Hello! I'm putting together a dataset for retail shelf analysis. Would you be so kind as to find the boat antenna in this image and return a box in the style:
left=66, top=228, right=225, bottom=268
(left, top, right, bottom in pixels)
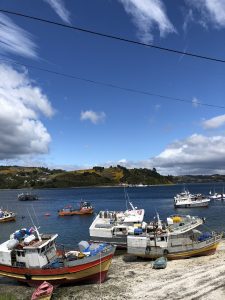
left=123, top=187, right=128, bottom=210
left=155, top=210, right=162, bottom=229
left=26, top=209, right=42, bottom=241
left=27, top=208, right=36, bottom=228
left=123, top=187, right=135, bottom=210
left=31, top=204, right=40, bottom=227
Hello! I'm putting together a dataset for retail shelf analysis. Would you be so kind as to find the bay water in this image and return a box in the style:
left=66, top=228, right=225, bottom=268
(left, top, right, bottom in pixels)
left=0, top=183, right=225, bottom=250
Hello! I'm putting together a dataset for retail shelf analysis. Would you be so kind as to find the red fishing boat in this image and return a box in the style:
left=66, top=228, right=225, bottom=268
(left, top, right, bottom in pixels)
left=31, top=281, right=53, bottom=300
left=0, top=226, right=115, bottom=287
left=58, top=201, right=93, bottom=216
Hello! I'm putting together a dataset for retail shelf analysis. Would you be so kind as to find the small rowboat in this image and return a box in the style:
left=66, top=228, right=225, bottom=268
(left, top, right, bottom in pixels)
left=31, top=281, right=53, bottom=300
left=152, top=256, right=167, bottom=269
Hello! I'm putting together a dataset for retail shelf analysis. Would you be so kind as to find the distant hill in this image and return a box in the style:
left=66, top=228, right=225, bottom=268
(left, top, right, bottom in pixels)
left=0, top=165, right=223, bottom=189
left=0, top=165, right=172, bottom=189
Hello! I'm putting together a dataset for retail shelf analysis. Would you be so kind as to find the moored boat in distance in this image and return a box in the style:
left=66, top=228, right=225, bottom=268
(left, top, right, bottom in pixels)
left=127, top=214, right=222, bottom=260
left=58, top=201, right=93, bottom=216
left=89, top=201, right=145, bottom=249
left=174, top=189, right=210, bottom=208
left=0, top=209, right=16, bottom=223
left=18, top=192, right=38, bottom=201
left=209, top=188, right=225, bottom=200
left=0, top=226, right=115, bottom=286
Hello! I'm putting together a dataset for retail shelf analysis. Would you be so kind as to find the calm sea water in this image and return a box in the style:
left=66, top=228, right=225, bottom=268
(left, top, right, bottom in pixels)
left=0, top=183, right=225, bottom=249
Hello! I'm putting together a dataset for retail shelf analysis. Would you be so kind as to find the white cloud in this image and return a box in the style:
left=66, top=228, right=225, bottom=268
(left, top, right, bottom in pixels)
left=150, top=134, right=225, bottom=175
left=106, top=134, right=225, bottom=175
left=0, top=63, right=54, bottom=160
left=0, top=13, right=37, bottom=58
left=202, top=114, right=225, bottom=129
left=119, top=0, right=176, bottom=43
left=44, top=0, right=71, bottom=24
left=80, top=110, right=106, bottom=124
left=186, top=0, right=225, bottom=28
left=192, top=97, right=200, bottom=108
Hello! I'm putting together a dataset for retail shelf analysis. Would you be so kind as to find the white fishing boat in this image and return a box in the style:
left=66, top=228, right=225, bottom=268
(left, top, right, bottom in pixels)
left=174, top=189, right=210, bottom=208
left=89, top=201, right=145, bottom=249
left=209, top=187, right=225, bottom=200
left=127, top=214, right=222, bottom=260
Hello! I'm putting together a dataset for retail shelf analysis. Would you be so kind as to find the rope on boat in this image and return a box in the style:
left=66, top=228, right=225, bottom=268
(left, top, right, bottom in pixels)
left=99, top=250, right=102, bottom=300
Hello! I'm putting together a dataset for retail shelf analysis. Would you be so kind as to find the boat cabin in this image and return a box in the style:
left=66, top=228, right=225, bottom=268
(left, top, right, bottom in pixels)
left=0, top=228, right=58, bottom=268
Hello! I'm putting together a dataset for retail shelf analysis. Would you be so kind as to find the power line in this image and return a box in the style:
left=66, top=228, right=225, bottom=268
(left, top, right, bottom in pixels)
left=0, top=8, right=225, bottom=64
left=0, top=56, right=224, bottom=109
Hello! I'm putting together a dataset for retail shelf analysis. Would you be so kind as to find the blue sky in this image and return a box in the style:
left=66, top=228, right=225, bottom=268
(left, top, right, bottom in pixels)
left=0, top=0, right=225, bottom=175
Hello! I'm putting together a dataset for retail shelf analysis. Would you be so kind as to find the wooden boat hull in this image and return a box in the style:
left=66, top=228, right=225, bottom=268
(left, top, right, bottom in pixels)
left=0, top=251, right=114, bottom=287
left=0, top=216, right=16, bottom=223
left=58, top=209, right=93, bottom=216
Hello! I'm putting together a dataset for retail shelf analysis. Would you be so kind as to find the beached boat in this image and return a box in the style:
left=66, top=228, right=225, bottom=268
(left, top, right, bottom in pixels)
left=127, top=214, right=222, bottom=260
left=174, top=189, right=210, bottom=208
left=152, top=256, right=167, bottom=269
left=31, top=281, right=53, bottom=300
left=0, top=226, right=115, bottom=286
left=0, top=209, right=16, bottom=223
left=18, top=192, right=38, bottom=201
left=58, top=201, right=93, bottom=216
left=89, top=201, right=145, bottom=249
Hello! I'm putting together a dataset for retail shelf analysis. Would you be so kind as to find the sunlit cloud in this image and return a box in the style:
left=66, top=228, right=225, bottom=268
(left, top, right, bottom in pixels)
left=202, top=114, right=225, bottom=129
left=0, top=63, right=54, bottom=160
left=186, top=0, right=225, bottom=28
left=80, top=110, right=106, bottom=124
left=106, top=134, right=225, bottom=175
left=43, top=0, right=71, bottom=24
left=119, top=0, right=176, bottom=43
left=0, top=13, right=37, bottom=58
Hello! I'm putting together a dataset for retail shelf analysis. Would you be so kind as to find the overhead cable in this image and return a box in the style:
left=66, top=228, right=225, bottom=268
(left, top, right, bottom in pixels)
left=0, top=8, right=225, bottom=64
left=0, top=57, right=224, bottom=109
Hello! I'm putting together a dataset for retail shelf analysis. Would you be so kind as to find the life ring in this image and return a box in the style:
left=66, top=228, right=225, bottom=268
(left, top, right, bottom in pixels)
left=137, top=210, right=142, bottom=215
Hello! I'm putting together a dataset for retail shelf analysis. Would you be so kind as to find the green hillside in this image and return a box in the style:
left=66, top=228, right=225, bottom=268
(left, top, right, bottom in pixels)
left=0, top=165, right=172, bottom=189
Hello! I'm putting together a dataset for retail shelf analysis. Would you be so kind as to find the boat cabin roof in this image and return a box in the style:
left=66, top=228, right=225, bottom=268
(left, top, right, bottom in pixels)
left=23, top=233, right=58, bottom=250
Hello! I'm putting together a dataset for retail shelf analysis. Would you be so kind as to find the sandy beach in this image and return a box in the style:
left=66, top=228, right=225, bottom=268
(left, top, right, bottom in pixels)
left=1, top=241, right=225, bottom=300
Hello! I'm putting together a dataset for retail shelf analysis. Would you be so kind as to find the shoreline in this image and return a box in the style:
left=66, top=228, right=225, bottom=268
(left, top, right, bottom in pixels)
left=1, top=241, right=225, bottom=299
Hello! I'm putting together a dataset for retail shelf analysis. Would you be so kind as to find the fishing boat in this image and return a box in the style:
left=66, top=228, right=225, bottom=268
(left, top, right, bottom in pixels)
left=152, top=256, right=167, bottom=269
left=89, top=201, right=145, bottom=249
left=174, top=189, right=210, bottom=208
left=58, top=201, right=93, bottom=216
left=0, top=209, right=16, bottom=223
left=127, top=214, right=222, bottom=260
left=18, top=192, right=38, bottom=201
left=0, top=226, right=115, bottom=286
left=209, top=187, right=225, bottom=200
left=31, top=281, right=53, bottom=300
